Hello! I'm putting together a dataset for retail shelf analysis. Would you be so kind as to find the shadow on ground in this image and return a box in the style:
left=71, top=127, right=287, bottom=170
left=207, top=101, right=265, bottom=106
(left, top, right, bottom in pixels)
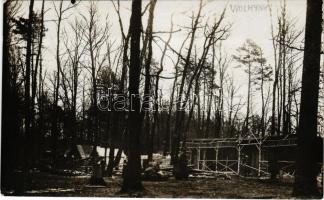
left=2, top=172, right=295, bottom=198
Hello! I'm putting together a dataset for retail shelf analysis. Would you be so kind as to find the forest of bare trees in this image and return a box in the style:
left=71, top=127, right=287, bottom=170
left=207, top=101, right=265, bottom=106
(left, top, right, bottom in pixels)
left=1, top=0, right=323, bottom=198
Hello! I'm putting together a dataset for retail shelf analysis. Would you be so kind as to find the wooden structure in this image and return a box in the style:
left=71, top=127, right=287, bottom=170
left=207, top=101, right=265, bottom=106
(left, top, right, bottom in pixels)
left=186, top=134, right=298, bottom=177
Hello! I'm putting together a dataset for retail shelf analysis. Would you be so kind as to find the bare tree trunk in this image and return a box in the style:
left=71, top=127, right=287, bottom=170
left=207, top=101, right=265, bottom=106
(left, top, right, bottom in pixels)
left=205, top=42, right=217, bottom=138
left=24, top=0, right=35, bottom=170
left=38, top=53, right=44, bottom=161
left=110, top=0, right=131, bottom=171
left=281, top=12, right=288, bottom=136
left=151, top=16, right=173, bottom=158
left=258, top=52, right=266, bottom=137
left=121, top=0, right=144, bottom=191
left=89, top=21, right=98, bottom=150
left=260, top=68, right=265, bottom=137
left=51, top=0, right=63, bottom=167
left=106, top=147, right=115, bottom=177
left=293, top=0, right=322, bottom=196
left=142, top=0, right=157, bottom=162
left=32, top=0, right=45, bottom=162
left=245, top=63, right=252, bottom=134
left=173, top=6, right=227, bottom=162
left=171, top=0, right=203, bottom=163
left=268, top=2, right=279, bottom=136
left=165, top=33, right=188, bottom=156
left=3, top=0, right=25, bottom=192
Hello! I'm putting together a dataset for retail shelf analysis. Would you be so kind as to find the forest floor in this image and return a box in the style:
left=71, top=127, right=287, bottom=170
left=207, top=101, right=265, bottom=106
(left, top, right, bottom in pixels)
left=2, top=172, right=300, bottom=198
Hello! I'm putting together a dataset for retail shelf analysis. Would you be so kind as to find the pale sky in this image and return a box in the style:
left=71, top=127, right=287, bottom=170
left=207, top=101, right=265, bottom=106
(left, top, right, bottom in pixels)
left=17, top=0, right=308, bottom=115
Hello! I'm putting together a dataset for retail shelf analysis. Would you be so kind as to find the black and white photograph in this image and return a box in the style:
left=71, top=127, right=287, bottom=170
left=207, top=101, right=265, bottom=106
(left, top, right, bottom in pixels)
left=1, top=0, right=323, bottom=198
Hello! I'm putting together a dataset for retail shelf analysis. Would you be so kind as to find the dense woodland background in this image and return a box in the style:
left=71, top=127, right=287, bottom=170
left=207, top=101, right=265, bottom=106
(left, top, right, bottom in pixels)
left=1, top=0, right=323, bottom=197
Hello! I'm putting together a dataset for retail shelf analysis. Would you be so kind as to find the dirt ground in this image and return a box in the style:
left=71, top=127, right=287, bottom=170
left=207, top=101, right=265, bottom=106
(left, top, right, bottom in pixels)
left=2, top=172, right=305, bottom=198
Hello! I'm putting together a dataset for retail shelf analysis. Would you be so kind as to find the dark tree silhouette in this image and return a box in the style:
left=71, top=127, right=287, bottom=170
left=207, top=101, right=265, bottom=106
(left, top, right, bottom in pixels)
left=24, top=0, right=35, bottom=170
left=121, top=0, right=144, bottom=192
left=293, top=0, right=323, bottom=197
left=2, top=0, right=23, bottom=192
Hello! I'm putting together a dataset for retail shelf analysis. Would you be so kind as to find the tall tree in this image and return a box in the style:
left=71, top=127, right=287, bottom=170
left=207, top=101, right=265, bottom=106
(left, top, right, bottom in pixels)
left=293, top=0, right=323, bottom=197
left=253, top=52, right=272, bottom=137
left=52, top=0, right=63, bottom=166
left=2, top=0, right=23, bottom=192
left=171, top=0, right=203, bottom=164
left=233, top=39, right=263, bottom=135
left=61, top=19, right=87, bottom=148
left=109, top=0, right=131, bottom=173
left=24, top=0, right=35, bottom=170
left=32, top=0, right=45, bottom=162
left=141, top=0, right=157, bottom=162
left=51, top=0, right=76, bottom=166
left=215, top=44, right=230, bottom=138
left=121, top=0, right=144, bottom=191
left=81, top=1, right=110, bottom=150
left=172, top=5, right=228, bottom=163
left=154, top=20, right=173, bottom=156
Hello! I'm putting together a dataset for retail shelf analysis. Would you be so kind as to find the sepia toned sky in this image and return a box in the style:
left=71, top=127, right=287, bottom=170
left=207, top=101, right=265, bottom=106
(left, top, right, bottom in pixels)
left=17, top=0, right=308, bottom=113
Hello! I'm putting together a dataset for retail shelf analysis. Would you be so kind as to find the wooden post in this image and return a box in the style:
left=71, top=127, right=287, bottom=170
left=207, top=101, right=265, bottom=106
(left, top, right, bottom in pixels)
left=202, top=149, right=206, bottom=170
left=258, top=145, right=261, bottom=176
left=104, top=147, right=107, bottom=165
left=237, top=145, right=241, bottom=175
left=197, top=148, right=200, bottom=170
left=215, top=147, right=219, bottom=172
